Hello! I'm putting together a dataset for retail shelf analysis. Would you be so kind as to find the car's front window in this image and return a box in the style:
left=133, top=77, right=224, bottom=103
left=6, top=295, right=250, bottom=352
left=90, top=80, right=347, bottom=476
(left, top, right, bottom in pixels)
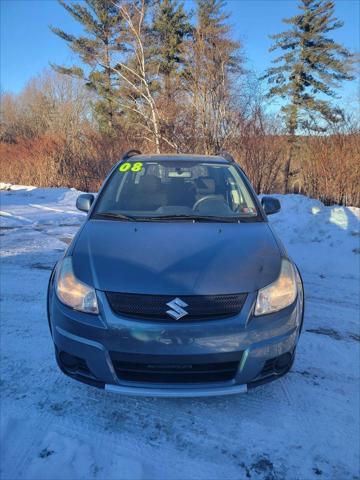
left=93, top=160, right=260, bottom=221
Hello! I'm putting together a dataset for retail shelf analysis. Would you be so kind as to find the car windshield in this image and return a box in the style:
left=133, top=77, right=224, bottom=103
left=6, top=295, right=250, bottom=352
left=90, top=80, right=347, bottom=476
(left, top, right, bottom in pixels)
left=93, top=160, right=260, bottom=221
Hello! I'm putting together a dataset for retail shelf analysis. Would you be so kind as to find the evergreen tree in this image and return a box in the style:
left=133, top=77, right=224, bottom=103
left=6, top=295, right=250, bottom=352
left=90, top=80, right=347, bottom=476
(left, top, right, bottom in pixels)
left=263, top=0, right=354, bottom=191
left=197, top=0, right=227, bottom=37
left=183, top=0, right=244, bottom=153
left=152, top=0, right=191, bottom=97
left=51, top=0, right=123, bottom=133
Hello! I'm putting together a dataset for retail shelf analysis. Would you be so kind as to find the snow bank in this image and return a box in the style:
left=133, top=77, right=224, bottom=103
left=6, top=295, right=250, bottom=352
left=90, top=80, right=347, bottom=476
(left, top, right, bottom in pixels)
left=265, top=194, right=360, bottom=277
left=0, top=182, right=37, bottom=191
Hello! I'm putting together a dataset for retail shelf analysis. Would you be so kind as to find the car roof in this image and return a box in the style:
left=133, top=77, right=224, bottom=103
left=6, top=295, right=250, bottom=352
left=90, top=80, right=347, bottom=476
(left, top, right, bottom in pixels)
left=123, top=154, right=231, bottom=164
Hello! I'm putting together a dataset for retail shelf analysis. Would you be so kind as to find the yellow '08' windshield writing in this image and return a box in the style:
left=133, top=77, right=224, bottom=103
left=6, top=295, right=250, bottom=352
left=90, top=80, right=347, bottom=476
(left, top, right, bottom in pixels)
left=119, top=162, right=143, bottom=173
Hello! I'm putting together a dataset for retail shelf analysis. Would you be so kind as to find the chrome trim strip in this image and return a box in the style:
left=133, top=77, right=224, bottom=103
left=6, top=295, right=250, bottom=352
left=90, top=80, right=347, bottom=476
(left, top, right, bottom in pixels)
left=105, top=383, right=247, bottom=398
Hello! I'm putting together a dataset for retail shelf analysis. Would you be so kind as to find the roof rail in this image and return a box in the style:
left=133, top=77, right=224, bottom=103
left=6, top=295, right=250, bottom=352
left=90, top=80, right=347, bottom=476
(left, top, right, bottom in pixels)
left=121, top=149, right=142, bottom=161
left=219, top=151, right=235, bottom=163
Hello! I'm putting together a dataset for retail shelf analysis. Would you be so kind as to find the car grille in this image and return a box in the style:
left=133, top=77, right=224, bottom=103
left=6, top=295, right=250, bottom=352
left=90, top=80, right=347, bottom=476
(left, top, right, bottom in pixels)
left=110, top=354, right=242, bottom=384
left=105, top=292, right=247, bottom=321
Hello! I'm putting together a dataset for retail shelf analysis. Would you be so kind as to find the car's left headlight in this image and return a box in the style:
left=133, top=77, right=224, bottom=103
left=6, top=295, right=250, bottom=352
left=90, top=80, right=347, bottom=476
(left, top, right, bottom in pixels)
left=55, top=256, right=99, bottom=314
left=254, top=258, right=297, bottom=316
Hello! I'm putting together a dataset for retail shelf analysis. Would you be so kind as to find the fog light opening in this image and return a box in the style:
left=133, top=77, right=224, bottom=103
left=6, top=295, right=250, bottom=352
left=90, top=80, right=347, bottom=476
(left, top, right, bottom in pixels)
left=274, top=352, right=292, bottom=374
left=59, top=351, right=91, bottom=375
left=59, top=351, right=79, bottom=369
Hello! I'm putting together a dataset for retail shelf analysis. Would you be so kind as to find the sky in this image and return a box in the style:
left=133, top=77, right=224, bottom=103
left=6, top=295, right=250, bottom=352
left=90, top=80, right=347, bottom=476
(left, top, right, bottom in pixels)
left=1, top=0, right=359, bottom=103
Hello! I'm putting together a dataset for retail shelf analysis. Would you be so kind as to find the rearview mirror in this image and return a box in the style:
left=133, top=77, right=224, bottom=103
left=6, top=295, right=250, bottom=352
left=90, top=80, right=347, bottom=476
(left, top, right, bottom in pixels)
left=261, top=196, right=281, bottom=216
left=76, top=193, right=95, bottom=213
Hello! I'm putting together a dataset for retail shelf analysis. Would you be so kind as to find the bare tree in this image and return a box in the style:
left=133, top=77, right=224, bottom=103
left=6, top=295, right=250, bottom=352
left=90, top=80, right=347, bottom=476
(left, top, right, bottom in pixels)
left=234, top=106, right=286, bottom=193
left=107, top=0, right=177, bottom=152
left=182, top=0, right=245, bottom=154
left=0, top=71, right=93, bottom=143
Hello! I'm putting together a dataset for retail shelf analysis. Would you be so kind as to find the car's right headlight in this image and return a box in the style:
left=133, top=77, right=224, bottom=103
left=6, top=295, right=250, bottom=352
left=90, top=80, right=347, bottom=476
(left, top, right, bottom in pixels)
left=254, top=259, right=297, bottom=316
left=55, top=256, right=99, bottom=314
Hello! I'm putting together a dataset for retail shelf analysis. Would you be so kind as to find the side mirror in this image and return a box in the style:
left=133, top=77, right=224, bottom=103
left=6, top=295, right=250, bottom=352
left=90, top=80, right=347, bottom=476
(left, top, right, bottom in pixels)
left=261, top=196, right=281, bottom=216
left=76, top=193, right=94, bottom=213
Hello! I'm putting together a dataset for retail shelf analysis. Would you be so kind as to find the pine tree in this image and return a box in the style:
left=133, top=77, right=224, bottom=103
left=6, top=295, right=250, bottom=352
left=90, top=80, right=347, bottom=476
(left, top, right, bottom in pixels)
left=51, top=0, right=123, bottom=134
left=197, top=0, right=227, bottom=35
left=183, top=0, right=243, bottom=153
left=152, top=0, right=191, bottom=97
left=263, top=0, right=354, bottom=191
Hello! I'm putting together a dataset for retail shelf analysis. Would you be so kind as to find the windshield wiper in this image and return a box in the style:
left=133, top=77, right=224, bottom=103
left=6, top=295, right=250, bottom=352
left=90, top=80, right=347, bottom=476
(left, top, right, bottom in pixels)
left=138, top=214, right=242, bottom=223
left=93, top=212, right=138, bottom=221
left=94, top=212, right=261, bottom=223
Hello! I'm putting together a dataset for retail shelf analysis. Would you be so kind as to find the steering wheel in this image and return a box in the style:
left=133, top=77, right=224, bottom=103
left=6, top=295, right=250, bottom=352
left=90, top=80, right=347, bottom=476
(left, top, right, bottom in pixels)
left=193, top=195, right=223, bottom=211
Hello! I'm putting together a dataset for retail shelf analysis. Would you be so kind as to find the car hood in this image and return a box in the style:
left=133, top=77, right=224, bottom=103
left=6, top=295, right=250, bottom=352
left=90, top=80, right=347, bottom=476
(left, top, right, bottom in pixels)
left=71, top=220, right=282, bottom=295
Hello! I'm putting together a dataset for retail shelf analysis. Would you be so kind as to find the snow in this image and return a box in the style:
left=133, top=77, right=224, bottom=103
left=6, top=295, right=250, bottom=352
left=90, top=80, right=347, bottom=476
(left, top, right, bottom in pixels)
left=0, top=186, right=359, bottom=480
left=0, top=183, right=37, bottom=192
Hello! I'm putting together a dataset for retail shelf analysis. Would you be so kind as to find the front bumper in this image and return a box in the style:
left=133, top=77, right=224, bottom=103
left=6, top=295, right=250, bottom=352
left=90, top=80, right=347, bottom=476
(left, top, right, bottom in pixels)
left=49, top=286, right=303, bottom=397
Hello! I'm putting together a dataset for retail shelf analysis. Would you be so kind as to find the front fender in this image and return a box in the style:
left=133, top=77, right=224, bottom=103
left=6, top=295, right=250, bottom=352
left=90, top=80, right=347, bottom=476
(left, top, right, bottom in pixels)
left=47, top=263, right=58, bottom=337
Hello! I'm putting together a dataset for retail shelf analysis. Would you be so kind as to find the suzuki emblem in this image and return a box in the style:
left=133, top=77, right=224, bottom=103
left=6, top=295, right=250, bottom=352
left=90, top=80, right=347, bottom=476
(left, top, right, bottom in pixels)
left=166, top=298, right=189, bottom=320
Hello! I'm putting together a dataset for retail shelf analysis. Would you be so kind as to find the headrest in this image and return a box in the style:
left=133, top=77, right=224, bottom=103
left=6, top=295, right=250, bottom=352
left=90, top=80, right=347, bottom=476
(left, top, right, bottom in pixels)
left=139, top=175, right=161, bottom=194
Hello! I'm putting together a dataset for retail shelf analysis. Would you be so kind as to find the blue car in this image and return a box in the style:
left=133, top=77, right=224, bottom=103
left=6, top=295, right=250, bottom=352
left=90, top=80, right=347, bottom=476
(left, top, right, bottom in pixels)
left=47, top=151, right=304, bottom=397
